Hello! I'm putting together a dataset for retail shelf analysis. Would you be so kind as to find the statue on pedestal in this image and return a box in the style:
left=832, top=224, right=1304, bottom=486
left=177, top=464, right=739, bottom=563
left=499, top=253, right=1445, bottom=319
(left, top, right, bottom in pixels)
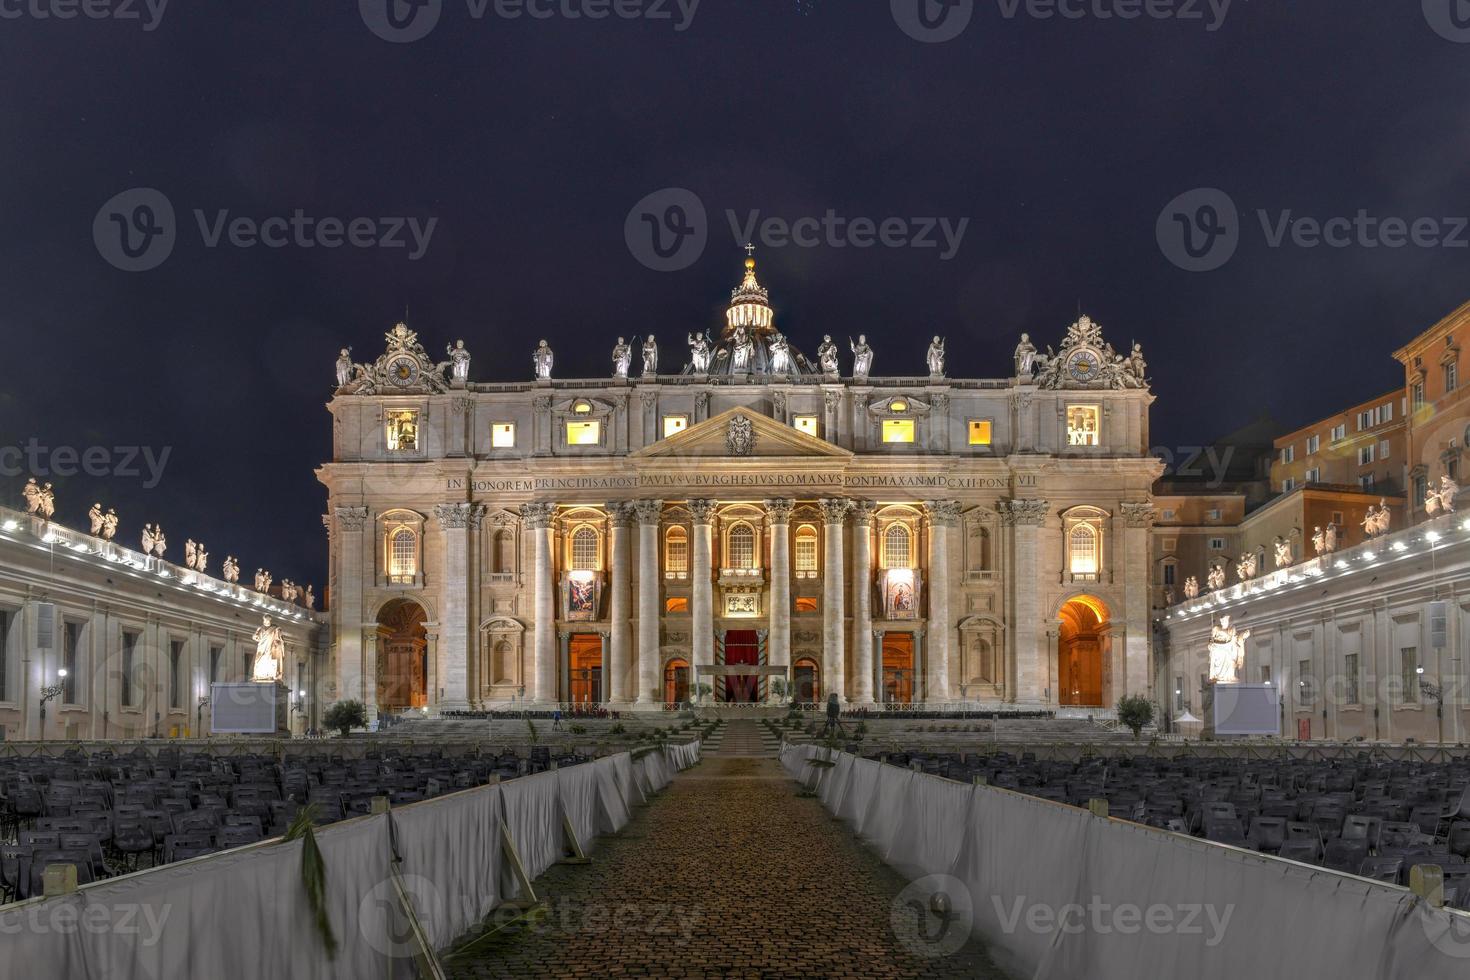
left=730, top=327, right=755, bottom=374
left=222, top=556, right=240, bottom=584
left=1183, top=576, right=1200, bottom=600
left=533, top=340, right=554, bottom=381
left=687, top=332, right=712, bottom=374
left=1207, top=616, right=1250, bottom=684
left=185, top=539, right=197, bottom=569
left=101, top=508, right=118, bottom=541
left=281, top=580, right=298, bottom=603
left=1236, top=552, right=1258, bottom=582
left=1014, top=333, right=1037, bottom=378
left=22, top=479, right=41, bottom=516
left=1426, top=475, right=1460, bottom=515
left=612, top=337, right=633, bottom=379
left=926, top=336, right=946, bottom=377
left=251, top=616, right=285, bottom=683
left=88, top=503, right=105, bottom=535
left=36, top=483, right=54, bottom=520
left=335, top=348, right=354, bottom=388
left=816, top=335, right=839, bottom=377
left=1206, top=563, right=1226, bottom=591
left=304, top=585, right=315, bottom=610
left=768, top=332, right=795, bottom=376
left=445, top=340, right=471, bottom=384
left=195, top=545, right=208, bottom=575
left=642, top=335, right=659, bottom=376
left=1362, top=499, right=1391, bottom=538
left=849, top=335, right=874, bottom=381
left=1273, top=536, right=1293, bottom=569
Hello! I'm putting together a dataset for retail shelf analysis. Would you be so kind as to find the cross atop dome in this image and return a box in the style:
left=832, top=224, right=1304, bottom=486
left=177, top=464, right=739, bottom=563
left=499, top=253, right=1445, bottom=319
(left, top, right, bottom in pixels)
left=726, top=246, right=774, bottom=338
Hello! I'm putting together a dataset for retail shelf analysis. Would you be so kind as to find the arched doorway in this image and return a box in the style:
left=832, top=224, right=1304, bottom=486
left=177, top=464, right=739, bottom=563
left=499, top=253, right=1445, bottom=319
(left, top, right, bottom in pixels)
left=1058, top=596, right=1108, bottom=707
left=664, top=657, right=690, bottom=706
left=377, top=598, right=428, bottom=713
left=793, top=658, right=820, bottom=703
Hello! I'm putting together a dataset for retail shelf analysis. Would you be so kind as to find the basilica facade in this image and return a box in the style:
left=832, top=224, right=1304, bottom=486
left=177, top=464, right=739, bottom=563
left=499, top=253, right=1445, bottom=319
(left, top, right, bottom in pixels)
left=318, top=257, right=1161, bottom=716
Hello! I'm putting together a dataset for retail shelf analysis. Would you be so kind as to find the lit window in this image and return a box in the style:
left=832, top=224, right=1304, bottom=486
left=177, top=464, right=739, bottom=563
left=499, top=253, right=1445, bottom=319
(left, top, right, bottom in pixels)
left=573, top=401, right=592, bottom=414
left=1331, top=424, right=1346, bottom=442
left=570, top=526, right=599, bottom=570
left=793, top=416, right=820, bottom=438
left=491, top=423, right=516, bottom=448
left=882, top=419, right=915, bottom=444
left=968, top=420, right=993, bottom=446
left=795, top=596, right=819, bottom=613
left=1069, top=524, right=1099, bottom=576
left=665, top=597, right=688, bottom=613
left=881, top=523, right=912, bottom=569
left=1447, top=362, right=1459, bottom=393
left=1306, top=435, right=1319, bottom=455
left=889, top=399, right=909, bottom=412
left=389, top=527, right=418, bottom=582
left=385, top=411, right=419, bottom=452
left=663, top=415, right=689, bottom=438
left=727, top=523, right=756, bottom=569
left=1066, top=406, right=1100, bottom=447
left=1412, top=383, right=1426, bottom=411
left=794, top=525, right=818, bottom=573
left=566, top=420, right=601, bottom=446
left=665, top=526, right=688, bottom=574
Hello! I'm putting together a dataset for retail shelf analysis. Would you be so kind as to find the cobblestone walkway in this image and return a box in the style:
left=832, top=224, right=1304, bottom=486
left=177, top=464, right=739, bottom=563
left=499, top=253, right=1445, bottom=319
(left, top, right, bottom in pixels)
left=445, top=756, right=1006, bottom=979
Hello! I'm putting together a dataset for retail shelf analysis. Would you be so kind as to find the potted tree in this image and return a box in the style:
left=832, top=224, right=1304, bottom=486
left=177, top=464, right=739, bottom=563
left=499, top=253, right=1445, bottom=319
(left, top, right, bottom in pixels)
left=1116, top=694, right=1155, bottom=739
left=322, top=700, right=367, bottom=738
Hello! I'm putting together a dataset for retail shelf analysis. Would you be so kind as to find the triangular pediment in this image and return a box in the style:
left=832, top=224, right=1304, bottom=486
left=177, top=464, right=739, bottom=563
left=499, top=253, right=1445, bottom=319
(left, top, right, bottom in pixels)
left=632, top=407, right=852, bottom=459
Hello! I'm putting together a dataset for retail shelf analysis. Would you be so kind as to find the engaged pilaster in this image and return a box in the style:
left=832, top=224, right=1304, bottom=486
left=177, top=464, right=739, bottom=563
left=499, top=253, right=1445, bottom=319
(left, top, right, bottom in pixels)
left=521, top=502, right=558, bottom=705
left=607, top=502, right=635, bottom=705
left=850, top=500, right=877, bottom=705
left=634, top=499, right=664, bottom=705
left=819, top=498, right=851, bottom=701
left=1001, top=498, right=1049, bottom=705
left=689, top=499, right=718, bottom=702
left=923, top=500, right=960, bottom=705
left=764, top=499, right=794, bottom=686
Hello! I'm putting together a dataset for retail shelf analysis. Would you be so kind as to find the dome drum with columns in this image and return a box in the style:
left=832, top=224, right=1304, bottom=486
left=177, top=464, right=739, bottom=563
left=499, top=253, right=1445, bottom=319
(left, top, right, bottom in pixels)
left=319, top=254, right=1161, bottom=719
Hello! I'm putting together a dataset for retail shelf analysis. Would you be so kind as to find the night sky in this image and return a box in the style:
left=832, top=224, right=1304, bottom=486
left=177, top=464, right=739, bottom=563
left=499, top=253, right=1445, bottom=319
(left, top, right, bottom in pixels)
left=2, top=0, right=1467, bottom=590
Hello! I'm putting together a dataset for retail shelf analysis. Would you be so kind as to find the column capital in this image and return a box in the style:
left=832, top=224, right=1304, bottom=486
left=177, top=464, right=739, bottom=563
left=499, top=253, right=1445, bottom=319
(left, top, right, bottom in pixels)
left=763, top=498, right=795, bottom=524
left=819, top=498, right=852, bottom=525
left=1120, top=501, right=1155, bottom=528
left=520, top=502, right=557, bottom=529
left=923, top=500, right=961, bottom=527
left=634, top=499, right=665, bottom=526
left=850, top=499, right=878, bottom=525
left=607, top=501, right=636, bottom=528
left=689, top=499, right=718, bottom=524
left=998, top=498, right=1049, bottom=527
left=335, top=506, right=369, bottom=531
left=434, top=502, right=488, bottom=531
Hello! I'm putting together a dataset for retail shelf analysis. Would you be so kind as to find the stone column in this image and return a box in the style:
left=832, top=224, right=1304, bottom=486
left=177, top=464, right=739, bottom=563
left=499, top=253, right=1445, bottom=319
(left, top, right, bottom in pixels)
left=634, top=500, right=664, bottom=705
left=689, top=499, right=717, bottom=702
left=923, top=501, right=960, bottom=705
left=850, top=501, right=877, bottom=705
left=522, top=502, right=558, bottom=705
left=558, top=632, right=572, bottom=704
left=433, top=502, right=481, bottom=712
left=333, top=506, right=370, bottom=715
left=820, top=498, right=851, bottom=701
left=1120, top=502, right=1154, bottom=700
left=1002, top=498, right=1049, bottom=705
left=873, top=628, right=886, bottom=704
left=765, top=499, right=794, bottom=687
left=607, top=502, right=634, bottom=705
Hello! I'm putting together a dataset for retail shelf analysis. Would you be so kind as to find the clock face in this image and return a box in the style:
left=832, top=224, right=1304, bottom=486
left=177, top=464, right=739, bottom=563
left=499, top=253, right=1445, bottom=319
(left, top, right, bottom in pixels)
left=1067, top=348, right=1102, bottom=383
left=388, top=355, right=420, bottom=387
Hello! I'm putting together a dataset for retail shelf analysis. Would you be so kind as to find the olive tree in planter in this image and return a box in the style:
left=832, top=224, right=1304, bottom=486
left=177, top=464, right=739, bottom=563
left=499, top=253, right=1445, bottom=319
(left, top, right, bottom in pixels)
left=1116, top=694, right=1156, bottom=739
left=323, top=700, right=367, bottom=738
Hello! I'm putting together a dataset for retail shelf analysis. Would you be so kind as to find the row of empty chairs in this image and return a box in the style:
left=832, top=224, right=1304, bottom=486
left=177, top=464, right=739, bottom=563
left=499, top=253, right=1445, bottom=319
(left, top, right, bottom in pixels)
left=0, top=743, right=590, bottom=904
left=868, top=748, right=1470, bottom=908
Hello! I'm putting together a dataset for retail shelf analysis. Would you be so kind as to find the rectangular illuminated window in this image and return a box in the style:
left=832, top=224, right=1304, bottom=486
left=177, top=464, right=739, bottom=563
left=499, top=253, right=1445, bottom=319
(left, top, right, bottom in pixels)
left=968, top=419, right=993, bottom=446
left=491, top=423, right=516, bottom=448
left=794, top=596, right=819, bottom=614
left=566, top=420, right=601, bottom=446
left=882, top=419, right=915, bottom=444
left=1066, top=406, right=1100, bottom=447
left=663, top=415, right=689, bottom=438
left=793, top=416, right=820, bottom=437
left=385, top=411, right=419, bottom=452
left=665, top=597, right=688, bottom=614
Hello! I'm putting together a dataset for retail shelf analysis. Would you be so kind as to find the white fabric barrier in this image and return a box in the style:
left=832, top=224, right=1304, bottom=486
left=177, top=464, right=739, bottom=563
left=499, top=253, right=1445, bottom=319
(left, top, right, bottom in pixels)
left=791, top=751, right=1470, bottom=980
left=1, top=749, right=699, bottom=979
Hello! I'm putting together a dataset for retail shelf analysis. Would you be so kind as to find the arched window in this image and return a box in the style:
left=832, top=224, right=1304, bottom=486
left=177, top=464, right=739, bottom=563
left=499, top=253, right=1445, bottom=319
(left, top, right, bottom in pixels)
left=882, top=523, right=912, bottom=569
left=1068, top=524, right=1099, bottom=576
left=389, top=527, right=418, bottom=581
left=794, top=525, right=819, bottom=574
left=665, top=526, right=688, bottom=574
left=728, top=523, right=756, bottom=570
left=570, top=526, right=600, bottom=571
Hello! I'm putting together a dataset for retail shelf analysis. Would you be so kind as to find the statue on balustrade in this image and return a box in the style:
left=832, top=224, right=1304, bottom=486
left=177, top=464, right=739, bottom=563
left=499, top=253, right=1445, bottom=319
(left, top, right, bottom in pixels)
left=533, top=340, right=554, bottom=380
left=768, top=332, right=795, bottom=376
left=850, top=335, right=874, bottom=381
left=1014, top=333, right=1037, bottom=378
left=612, top=337, right=633, bottom=379
left=642, top=335, right=659, bottom=376
left=816, top=335, right=839, bottom=377
left=687, top=332, right=712, bottom=374
left=926, top=336, right=946, bottom=377
left=88, top=503, right=105, bottom=535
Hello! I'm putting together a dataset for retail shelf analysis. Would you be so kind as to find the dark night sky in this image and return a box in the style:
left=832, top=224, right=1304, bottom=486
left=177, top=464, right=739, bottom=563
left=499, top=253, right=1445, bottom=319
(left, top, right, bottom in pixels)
left=1, top=0, right=1467, bottom=590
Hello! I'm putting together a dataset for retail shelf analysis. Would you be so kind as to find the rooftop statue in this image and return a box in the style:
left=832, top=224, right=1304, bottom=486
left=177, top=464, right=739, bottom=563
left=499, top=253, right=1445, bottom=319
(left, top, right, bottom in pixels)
left=926, top=336, right=946, bottom=377
left=850, top=334, right=874, bottom=381
left=768, top=332, right=796, bottom=376
left=730, top=326, right=755, bottom=374
left=88, top=503, right=104, bottom=535
left=612, top=337, right=633, bottom=379
left=1014, top=333, right=1037, bottom=379
left=687, top=332, right=712, bottom=375
left=101, top=508, right=118, bottom=541
left=642, top=335, right=658, bottom=376
left=445, top=340, right=471, bottom=384
left=816, top=335, right=839, bottom=378
left=533, top=339, right=554, bottom=381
